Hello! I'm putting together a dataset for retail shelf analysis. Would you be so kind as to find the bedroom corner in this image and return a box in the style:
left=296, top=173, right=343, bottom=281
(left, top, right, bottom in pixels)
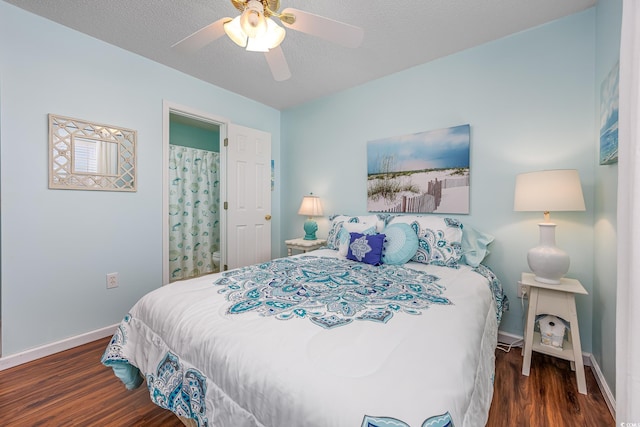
left=0, top=1, right=281, bottom=360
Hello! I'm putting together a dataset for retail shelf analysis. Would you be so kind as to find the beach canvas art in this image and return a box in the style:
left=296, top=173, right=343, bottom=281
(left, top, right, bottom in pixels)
left=367, top=124, right=470, bottom=214
left=600, top=62, right=619, bottom=165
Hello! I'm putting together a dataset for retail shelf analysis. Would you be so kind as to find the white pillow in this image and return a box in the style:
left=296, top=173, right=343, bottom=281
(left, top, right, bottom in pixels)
left=331, top=214, right=384, bottom=232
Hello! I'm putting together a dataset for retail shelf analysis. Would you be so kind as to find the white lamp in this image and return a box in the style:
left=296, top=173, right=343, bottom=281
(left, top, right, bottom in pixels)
left=298, top=194, right=323, bottom=240
left=514, top=169, right=586, bottom=284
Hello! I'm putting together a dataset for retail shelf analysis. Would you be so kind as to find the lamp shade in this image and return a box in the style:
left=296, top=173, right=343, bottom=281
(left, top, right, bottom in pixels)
left=298, top=195, right=323, bottom=240
left=263, top=18, right=286, bottom=49
left=224, top=16, right=247, bottom=47
left=298, top=195, right=323, bottom=217
left=514, top=169, right=586, bottom=213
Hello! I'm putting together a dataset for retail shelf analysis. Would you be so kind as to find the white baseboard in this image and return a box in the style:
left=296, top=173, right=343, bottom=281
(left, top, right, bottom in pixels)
left=498, top=329, right=616, bottom=419
left=498, top=330, right=525, bottom=346
left=589, top=353, right=616, bottom=419
left=0, top=324, right=118, bottom=371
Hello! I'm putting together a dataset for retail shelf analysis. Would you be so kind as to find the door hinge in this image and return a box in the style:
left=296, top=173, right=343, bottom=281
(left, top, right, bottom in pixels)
left=224, top=201, right=228, bottom=210
left=224, top=137, right=228, bottom=147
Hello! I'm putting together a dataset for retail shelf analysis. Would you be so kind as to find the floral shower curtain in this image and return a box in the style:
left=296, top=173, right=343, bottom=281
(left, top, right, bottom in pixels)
left=168, top=145, right=220, bottom=282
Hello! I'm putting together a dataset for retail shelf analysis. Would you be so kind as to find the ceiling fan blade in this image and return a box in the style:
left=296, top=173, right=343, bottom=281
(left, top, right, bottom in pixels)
left=264, top=46, right=291, bottom=81
left=280, top=8, right=364, bottom=48
left=172, top=18, right=230, bottom=54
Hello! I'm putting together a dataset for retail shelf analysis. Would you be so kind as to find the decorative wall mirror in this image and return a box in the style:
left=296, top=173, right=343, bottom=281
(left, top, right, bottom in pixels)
left=49, top=114, right=137, bottom=191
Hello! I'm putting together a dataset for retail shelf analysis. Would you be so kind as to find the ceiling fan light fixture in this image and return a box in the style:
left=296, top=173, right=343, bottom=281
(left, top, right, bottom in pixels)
left=245, top=18, right=285, bottom=52
left=223, top=16, right=247, bottom=47
left=264, top=18, right=286, bottom=49
left=175, top=0, right=363, bottom=82
left=240, top=0, right=267, bottom=39
left=246, top=36, right=269, bottom=52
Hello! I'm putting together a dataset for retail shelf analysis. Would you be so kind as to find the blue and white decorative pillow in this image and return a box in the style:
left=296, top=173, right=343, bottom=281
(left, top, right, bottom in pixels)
left=326, top=220, right=345, bottom=250
left=326, top=214, right=384, bottom=249
left=337, top=223, right=377, bottom=257
left=388, top=215, right=463, bottom=268
left=347, top=232, right=386, bottom=265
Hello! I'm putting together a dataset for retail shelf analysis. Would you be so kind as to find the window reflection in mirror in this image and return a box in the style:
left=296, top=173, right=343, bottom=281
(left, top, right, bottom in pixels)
left=72, top=137, right=119, bottom=176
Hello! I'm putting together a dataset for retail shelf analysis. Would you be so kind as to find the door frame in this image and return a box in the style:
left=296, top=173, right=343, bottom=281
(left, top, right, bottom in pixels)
left=162, top=100, right=229, bottom=285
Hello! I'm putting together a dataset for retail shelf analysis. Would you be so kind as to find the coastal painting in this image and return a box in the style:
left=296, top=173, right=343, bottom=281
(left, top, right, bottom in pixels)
left=367, top=124, right=470, bottom=214
left=600, top=62, right=619, bottom=165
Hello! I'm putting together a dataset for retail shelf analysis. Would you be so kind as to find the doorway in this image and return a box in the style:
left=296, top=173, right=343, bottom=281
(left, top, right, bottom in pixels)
left=162, top=102, right=228, bottom=285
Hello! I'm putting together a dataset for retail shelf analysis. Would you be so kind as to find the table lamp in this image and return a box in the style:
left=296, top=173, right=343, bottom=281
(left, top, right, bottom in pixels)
left=514, top=169, right=586, bottom=284
left=298, top=194, right=323, bottom=240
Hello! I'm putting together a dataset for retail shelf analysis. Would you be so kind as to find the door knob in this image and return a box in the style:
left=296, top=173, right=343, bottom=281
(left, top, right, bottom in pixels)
left=265, top=214, right=272, bottom=220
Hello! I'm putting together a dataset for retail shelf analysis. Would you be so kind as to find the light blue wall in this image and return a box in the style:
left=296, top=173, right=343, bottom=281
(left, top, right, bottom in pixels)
left=0, top=1, right=281, bottom=356
left=283, top=10, right=597, bottom=351
left=593, top=0, right=622, bottom=397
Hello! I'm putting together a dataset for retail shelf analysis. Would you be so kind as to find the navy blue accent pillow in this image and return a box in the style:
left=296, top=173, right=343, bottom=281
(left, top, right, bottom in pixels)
left=346, top=233, right=386, bottom=266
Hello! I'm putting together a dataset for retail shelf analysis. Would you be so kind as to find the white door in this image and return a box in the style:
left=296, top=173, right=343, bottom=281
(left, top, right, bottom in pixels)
left=226, top=124, right=272, bottom=269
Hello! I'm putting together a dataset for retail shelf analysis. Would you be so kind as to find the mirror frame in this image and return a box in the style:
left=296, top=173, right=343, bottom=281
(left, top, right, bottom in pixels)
left=49, top=114, right=137, bottom=192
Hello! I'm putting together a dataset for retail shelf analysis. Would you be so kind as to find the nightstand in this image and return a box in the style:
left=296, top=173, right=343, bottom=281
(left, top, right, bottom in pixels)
left=285, top=238, right=327, bottom=256
left=520, top=272, right=588, bottom=394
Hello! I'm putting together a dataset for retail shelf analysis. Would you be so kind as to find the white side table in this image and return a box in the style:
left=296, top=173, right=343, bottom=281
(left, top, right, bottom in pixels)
left=285, top=238, right=327, bottom=256
left=520, top=272, right=588, bottom=394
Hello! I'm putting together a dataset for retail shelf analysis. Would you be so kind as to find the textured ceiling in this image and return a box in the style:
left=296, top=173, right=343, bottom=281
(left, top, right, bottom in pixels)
left=4, top=0, right=596, bottom=110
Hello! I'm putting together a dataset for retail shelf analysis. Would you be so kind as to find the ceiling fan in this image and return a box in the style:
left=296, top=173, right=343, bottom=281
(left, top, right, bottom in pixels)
left=172, top=0, right=364, bottom=81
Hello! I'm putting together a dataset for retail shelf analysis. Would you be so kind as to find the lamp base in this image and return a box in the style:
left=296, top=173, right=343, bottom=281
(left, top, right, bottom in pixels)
left=527, top=223, right=569, bottom=285
left=303, top=218, right=318, bottom=240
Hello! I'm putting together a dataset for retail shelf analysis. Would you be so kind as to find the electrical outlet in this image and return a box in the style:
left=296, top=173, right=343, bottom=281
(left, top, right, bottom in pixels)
left=517, top=282, right=528, bottom=299
left=106, top=272, right=119, bottom=289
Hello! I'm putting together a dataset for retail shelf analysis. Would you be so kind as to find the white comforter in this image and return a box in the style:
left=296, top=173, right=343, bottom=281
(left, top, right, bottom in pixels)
left=103, top=249, right=499, bottom=427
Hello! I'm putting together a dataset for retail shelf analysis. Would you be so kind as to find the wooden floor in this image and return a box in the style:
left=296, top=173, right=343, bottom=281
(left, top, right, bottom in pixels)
left=488, top=346, right=614, bottom=427
left=0, top=338, right=182, bottom=427
left=0, top=337, right=614, bottom=426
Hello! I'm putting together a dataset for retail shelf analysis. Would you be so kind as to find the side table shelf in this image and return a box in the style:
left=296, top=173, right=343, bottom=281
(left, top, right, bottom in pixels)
left=285, top=238, right=327, bottom=256
left=520, top=272, right=588, bottom=395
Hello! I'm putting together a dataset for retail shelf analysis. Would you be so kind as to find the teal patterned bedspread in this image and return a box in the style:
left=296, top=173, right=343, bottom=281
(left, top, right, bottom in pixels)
left=213, top=255, right=506, bottom=328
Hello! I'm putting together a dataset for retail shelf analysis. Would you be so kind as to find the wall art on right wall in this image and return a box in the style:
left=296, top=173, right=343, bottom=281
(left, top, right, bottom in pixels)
left=600, top=62, right=619, bottom=165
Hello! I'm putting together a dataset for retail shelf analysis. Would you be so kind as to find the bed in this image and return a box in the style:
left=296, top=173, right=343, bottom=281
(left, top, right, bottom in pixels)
left=102, top=215, right=506, bottom=427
